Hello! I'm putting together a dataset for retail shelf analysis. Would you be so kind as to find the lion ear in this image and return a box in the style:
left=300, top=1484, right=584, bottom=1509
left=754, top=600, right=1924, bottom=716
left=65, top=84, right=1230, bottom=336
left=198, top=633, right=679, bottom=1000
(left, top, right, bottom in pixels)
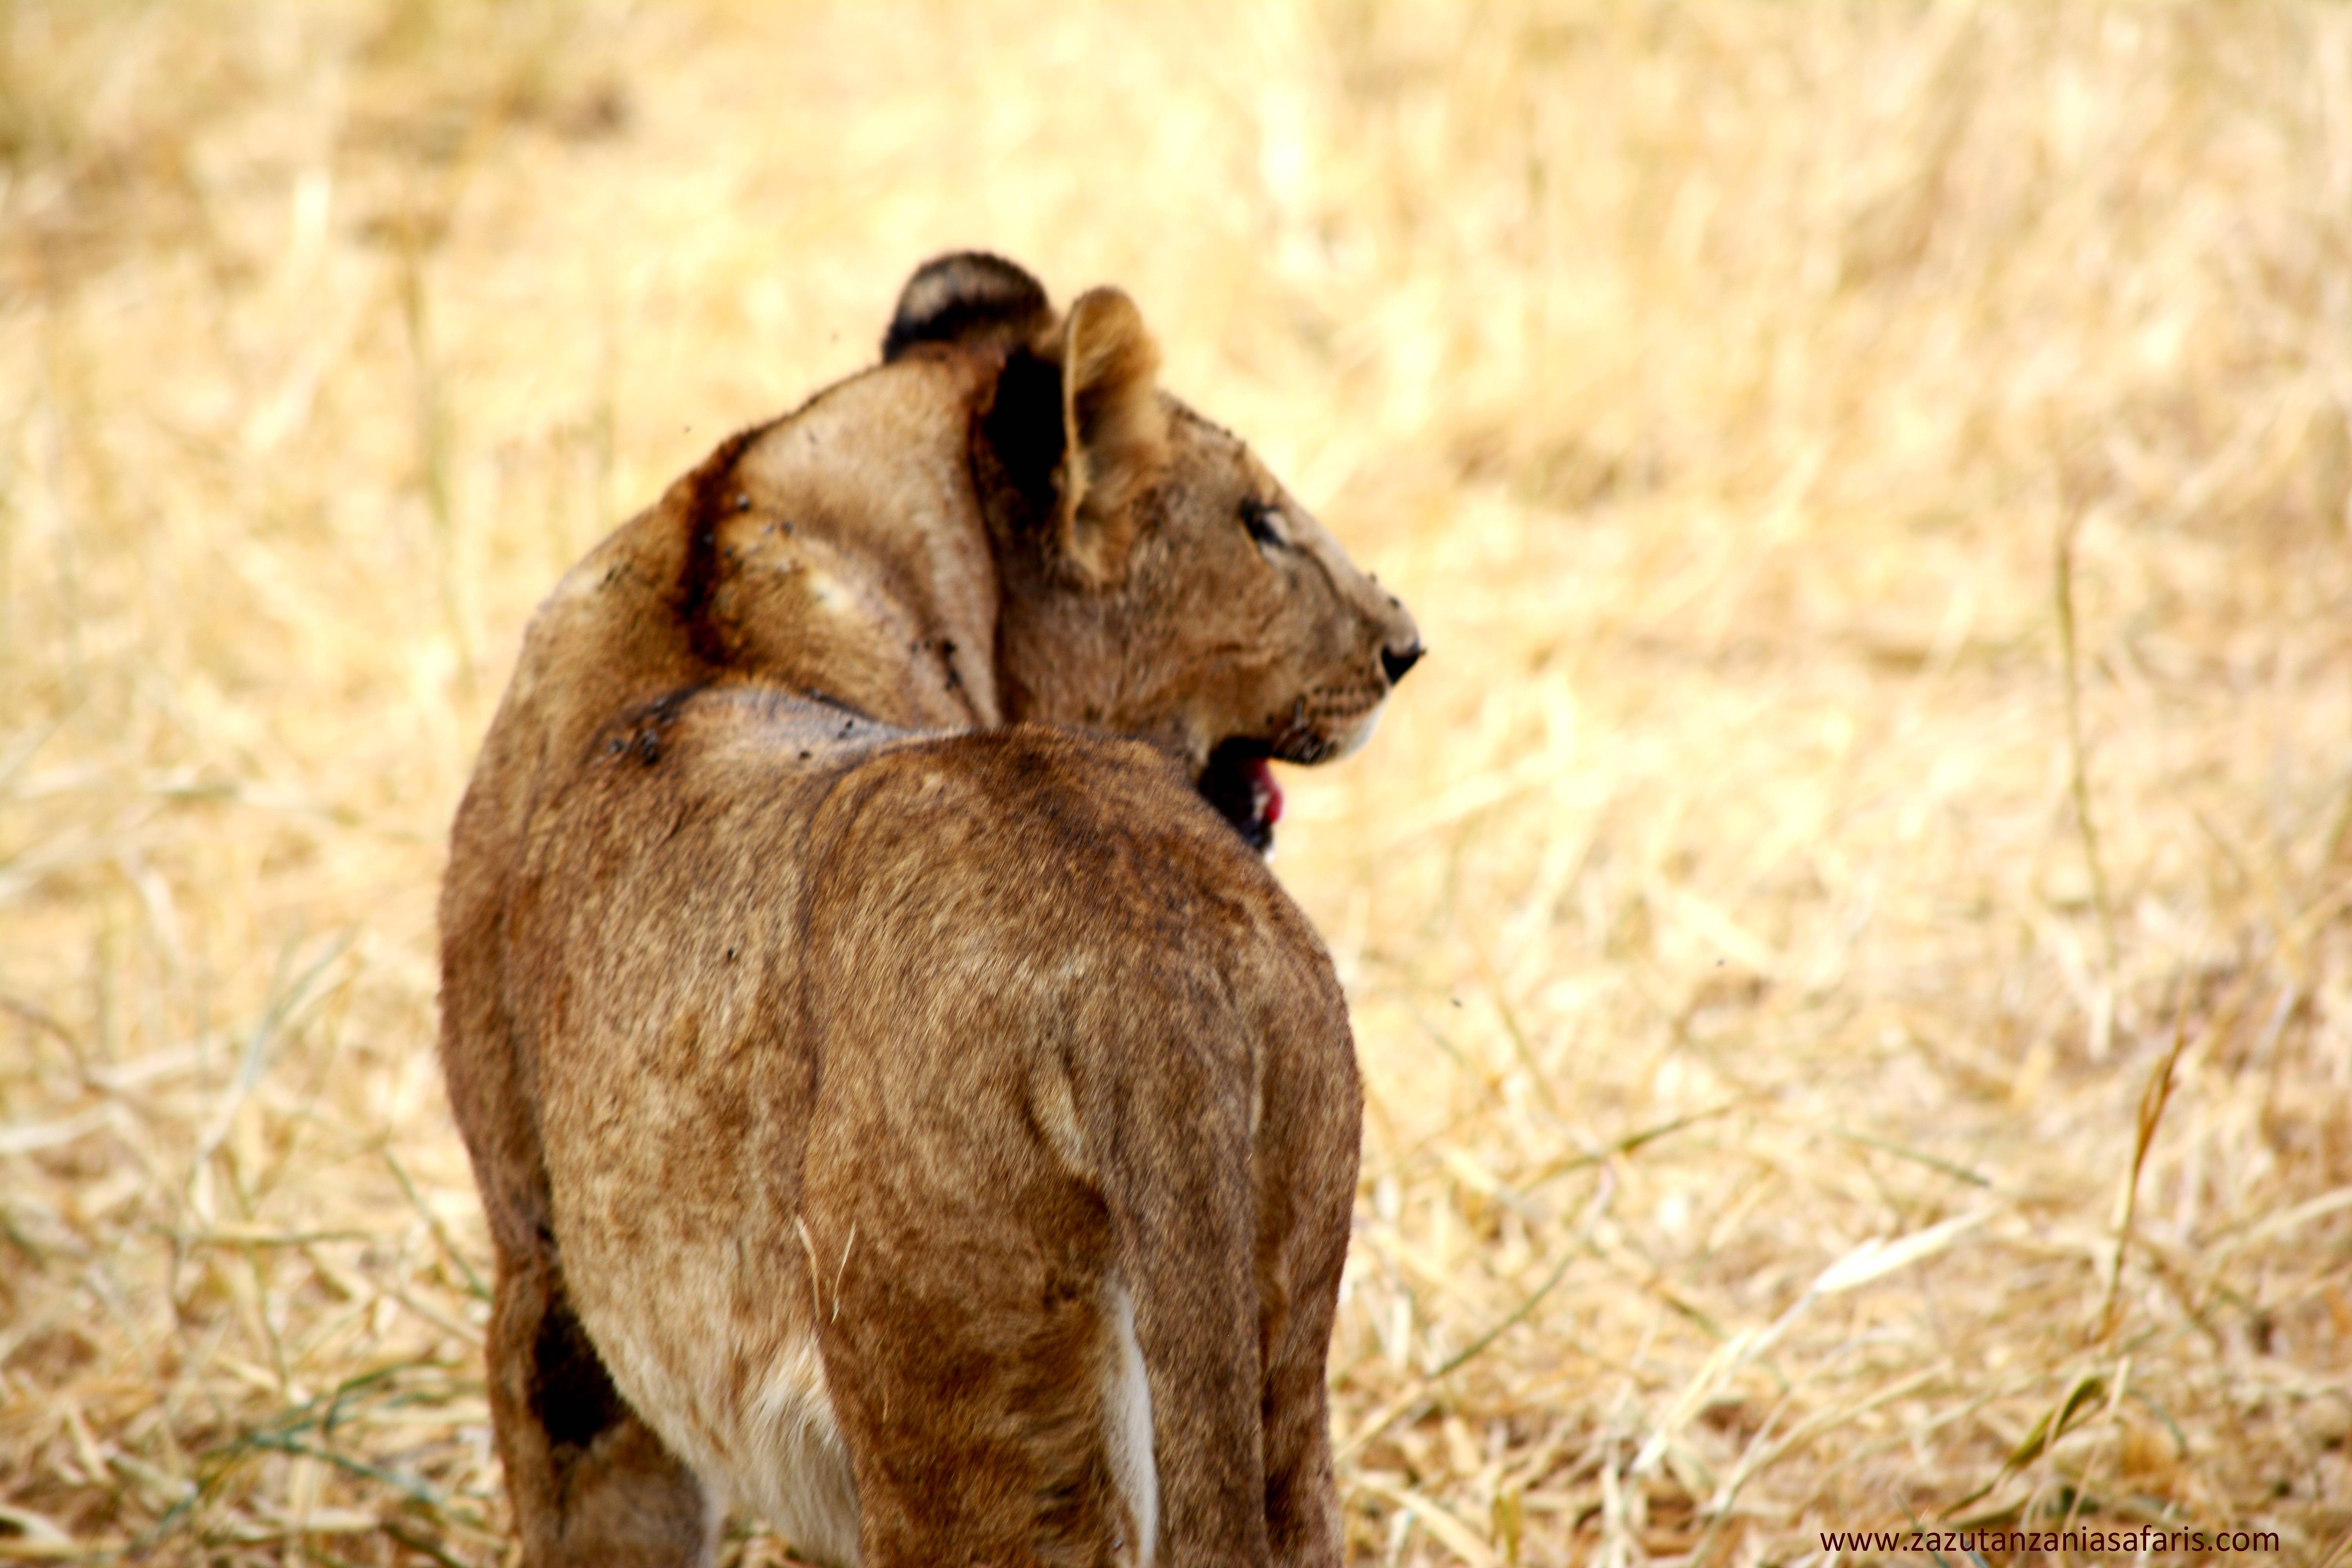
left=1051, top=287, right=1170, bottom=585
left=882, top=252, right=1054, bottom=362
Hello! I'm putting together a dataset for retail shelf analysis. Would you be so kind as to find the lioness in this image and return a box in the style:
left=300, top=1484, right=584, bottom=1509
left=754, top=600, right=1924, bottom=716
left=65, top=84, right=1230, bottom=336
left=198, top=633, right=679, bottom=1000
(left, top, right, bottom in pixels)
left=439, top=254, right=1421, bottom=1568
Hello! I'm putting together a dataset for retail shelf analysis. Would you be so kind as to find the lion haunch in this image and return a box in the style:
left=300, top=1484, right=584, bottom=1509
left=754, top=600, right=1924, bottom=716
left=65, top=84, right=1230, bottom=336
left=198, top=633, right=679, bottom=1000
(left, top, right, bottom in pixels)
left=438, top=254, right=1422, bottom=1568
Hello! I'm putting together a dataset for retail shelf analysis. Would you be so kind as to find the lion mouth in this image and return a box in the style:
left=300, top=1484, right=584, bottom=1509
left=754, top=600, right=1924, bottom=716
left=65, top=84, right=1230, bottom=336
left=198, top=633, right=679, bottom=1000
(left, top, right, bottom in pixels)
left=1197, top=739, right=1284, bottom=854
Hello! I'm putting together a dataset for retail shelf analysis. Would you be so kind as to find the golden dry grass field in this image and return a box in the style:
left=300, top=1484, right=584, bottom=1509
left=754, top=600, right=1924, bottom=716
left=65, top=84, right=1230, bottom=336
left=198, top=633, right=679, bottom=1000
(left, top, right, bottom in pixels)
left=4, top=2, right=2350, bottom=1563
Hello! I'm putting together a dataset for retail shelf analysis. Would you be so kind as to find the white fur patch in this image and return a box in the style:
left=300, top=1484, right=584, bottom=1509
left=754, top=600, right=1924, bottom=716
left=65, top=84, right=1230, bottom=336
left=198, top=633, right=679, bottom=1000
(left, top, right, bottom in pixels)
left=584, top=1292, right=860, bottom=1568
left=735, top=1336, right=862, bottom=1567
left=1330, top=700, right=1384, bottom=761
left=1103, top=1283, right=1158, bottom=1567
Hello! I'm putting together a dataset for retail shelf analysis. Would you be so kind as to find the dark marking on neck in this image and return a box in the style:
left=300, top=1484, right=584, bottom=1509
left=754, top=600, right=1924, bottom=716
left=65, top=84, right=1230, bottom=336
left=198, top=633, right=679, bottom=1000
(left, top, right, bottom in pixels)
left=673, top=424, right=769, bottom=666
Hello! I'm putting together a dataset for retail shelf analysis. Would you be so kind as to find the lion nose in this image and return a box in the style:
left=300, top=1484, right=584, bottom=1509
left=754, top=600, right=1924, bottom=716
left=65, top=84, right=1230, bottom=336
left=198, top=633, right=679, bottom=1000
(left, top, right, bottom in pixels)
left=1379, top=641, right=1424, bottom=686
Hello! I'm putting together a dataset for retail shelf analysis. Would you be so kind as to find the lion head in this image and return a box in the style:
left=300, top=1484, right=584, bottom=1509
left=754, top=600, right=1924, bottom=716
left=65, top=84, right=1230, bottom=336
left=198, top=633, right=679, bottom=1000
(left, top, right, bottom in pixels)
left=884, top=252, right=1424, bottom=851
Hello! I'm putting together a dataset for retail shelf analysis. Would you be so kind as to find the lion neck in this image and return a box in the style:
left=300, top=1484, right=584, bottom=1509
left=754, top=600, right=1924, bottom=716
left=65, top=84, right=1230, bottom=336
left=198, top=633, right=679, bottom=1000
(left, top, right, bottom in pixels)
left=663, top=359, right=1011, bottom=734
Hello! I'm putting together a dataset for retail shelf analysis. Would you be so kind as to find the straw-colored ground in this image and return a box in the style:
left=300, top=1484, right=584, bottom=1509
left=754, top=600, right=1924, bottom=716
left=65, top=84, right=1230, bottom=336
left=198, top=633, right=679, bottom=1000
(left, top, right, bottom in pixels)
left=4, top=2, right=2348, bottom=1563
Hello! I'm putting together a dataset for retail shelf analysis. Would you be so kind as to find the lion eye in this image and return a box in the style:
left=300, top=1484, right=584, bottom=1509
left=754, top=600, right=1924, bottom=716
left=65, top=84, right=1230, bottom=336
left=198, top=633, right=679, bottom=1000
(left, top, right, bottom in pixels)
left=1241, top=499, right=1289, bottom=550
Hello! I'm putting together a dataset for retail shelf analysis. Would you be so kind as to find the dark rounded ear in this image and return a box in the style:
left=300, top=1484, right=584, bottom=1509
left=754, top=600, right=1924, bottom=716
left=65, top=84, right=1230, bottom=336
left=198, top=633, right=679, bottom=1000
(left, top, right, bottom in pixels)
left=882, top=252, right=1054, bottom=362
left=1049, top=287, right=1170, bottom=585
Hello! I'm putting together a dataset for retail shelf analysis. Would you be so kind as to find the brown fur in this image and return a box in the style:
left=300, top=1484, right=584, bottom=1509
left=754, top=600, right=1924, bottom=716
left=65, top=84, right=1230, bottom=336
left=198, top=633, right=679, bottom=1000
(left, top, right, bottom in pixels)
left=439, top=254, right=1421, bottom=1568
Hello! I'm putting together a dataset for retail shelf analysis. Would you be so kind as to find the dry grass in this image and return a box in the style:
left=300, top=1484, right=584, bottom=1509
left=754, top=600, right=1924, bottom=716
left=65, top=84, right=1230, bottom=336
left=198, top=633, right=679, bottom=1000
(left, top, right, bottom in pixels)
left=4, top=2, right=2349, bottom=1563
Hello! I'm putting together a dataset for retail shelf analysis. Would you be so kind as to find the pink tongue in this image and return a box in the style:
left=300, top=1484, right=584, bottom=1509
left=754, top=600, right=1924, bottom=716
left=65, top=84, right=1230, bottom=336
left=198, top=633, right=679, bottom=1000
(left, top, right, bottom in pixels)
left=1248, top=756, right=1283, bottom=827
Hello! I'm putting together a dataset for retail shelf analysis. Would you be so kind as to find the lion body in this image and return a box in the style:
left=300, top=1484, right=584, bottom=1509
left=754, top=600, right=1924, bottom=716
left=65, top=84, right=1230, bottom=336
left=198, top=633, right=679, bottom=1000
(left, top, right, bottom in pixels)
left=439, top=256, right=1419, bottom=1567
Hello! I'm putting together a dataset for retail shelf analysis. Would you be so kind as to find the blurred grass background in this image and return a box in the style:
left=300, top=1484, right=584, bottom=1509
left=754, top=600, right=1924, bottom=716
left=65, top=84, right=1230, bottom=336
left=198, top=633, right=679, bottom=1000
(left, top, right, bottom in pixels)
left=3, top=1, right=2349, bottom=1563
